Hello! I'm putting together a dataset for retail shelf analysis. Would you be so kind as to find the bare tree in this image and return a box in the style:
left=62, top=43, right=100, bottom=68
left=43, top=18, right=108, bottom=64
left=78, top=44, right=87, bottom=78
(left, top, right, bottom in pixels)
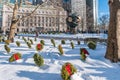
left=99, top=14, right=109, bottom=32
left=105, top=0, right=120, bottom=62
left=7, top=0, right=40, bottom=42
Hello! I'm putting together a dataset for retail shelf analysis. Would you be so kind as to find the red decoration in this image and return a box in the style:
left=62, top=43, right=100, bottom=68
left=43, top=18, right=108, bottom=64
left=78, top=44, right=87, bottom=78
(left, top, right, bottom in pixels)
left=13, top=54, right=19, bottom=60
left=82, top=48, right=89, bottom=55
left=37, top=44, right=42, bottom=50
left=65, top=64, right=72, bottom=75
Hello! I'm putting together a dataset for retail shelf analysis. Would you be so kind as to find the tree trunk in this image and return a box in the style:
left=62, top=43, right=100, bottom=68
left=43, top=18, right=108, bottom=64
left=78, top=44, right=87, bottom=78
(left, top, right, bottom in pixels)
left=8, top=22, right=17, bottom=42
left=117, top=10, right=120, bottom=60
left=105, top=0, right=120, bottom=62
left=8, top=3, right=18, bottom=42
left=7, top=1, right=41, bottom=42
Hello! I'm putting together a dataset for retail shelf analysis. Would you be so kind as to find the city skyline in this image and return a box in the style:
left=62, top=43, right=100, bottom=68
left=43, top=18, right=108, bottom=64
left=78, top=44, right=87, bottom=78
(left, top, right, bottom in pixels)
left=10, top=0, right=109, bottom=18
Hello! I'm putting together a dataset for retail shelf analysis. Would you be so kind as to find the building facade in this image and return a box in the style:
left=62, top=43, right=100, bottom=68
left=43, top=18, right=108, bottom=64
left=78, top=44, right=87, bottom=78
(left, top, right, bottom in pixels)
left=62, top=0, right=71, bottom=15
left=0, top=1, right=67, bottom=33
left=32, top=0, right=43, bottom=5
left=63, top=0, right=98, bottom=32
left=71, top=0, right=86, bottom=31
left=86, top=0, right=98, bottom=31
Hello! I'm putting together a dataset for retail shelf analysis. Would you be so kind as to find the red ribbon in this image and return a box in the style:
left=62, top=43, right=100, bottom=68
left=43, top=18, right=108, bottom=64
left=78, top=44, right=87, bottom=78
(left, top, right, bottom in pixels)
left=37, top=44, right=41, bottom=50
left=82, top=49, right=89, bottom=55
left=65, top=64, right=72, bottom=75
left=13, top=54, right=19, bottom=60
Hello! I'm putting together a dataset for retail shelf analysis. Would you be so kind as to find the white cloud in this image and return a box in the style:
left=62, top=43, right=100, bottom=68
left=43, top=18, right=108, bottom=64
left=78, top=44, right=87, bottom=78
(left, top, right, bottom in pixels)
left=99, top=12, right=109, bottom=17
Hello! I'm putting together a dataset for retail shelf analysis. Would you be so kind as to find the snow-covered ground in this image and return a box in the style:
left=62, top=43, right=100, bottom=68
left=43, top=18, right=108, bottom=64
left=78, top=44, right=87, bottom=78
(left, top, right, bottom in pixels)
left=0, top=34, right=120, bottom=80
left=18, top=33, right=108, bottom=39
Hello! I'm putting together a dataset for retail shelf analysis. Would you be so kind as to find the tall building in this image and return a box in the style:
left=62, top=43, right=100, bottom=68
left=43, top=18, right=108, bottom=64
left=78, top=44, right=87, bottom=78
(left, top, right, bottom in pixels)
left=86, top=0, right=98, bottom=31
left=93, top=0, right=98, bottom=29
left=62, top=0, right=71, bottom=15
left=68, top=0, right=98, bottom=32
left=71, top=0, right=86, bottom=31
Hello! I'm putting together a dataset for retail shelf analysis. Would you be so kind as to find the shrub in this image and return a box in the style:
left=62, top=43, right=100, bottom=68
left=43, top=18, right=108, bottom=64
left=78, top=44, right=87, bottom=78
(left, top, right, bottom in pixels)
left=70, top=42, right=74, bottom=49
left=36, top=43, right=44, bottom=51
left=51, top=39, right=56, bottom=47
left=22, top=36, right=24, bottom=39
left=9, top=53, right=22, bottom=62
left=27, top=37, right=30, bottom=41
left=26, top=42, right=32, bottom=48
left=61, top=62, right=77, bottom=80
left=34, top=37, right=37, bottom=41
left=58, top=45, right=64, bottom=55
left=80, top=48, right=89, bottom=61
left=0, top=36, right=2, bottom=41
left=87, top=41, right=96, bottom=50
left=23, top=37, right=27, bottom=42
left=2, top=37, right=5, bottom=42
left=77, top=40, right=80, bottom=45
left=18, top=36, right=20, bottom=39
left=16, top=41, right=20, bottom=47
left=61, top=39, right=65, bottom=44
left=30, top=39, right=33, bottom=44
left=33, top=53, right=44, bottom=67
left=40, top=40, right=45, bottom=45
left=4, top=44, right=10, bottom=53
left=5, top=40, right=10, bottom=45
left=0, top=37, right=2, bottom=42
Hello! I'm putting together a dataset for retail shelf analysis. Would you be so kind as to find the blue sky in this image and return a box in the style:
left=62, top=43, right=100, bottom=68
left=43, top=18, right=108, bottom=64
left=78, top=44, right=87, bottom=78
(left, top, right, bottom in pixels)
left=98, top=0, right=109, bottom=17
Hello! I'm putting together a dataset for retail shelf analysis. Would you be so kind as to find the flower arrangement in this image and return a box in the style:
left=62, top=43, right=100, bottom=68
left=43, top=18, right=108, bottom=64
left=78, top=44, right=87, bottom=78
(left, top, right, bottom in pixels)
left=58, top=45, right=64, bottom=55
left=0, top=38, right=1, bottom=42
left=30, top=39, right=33, bottom=44
left=26, top=42, right=32, bottom=48
left=33, top=53, right=44, bottom=67
left=61, top=62, right=77, bottom=80
left=36, top=43, right=43, bottom=51
left=22, top=37, right=27, bottom=42
left=51, top=39, right=56, bottom=47
left=27, top=37, right=30, bottom=41
left=2, top=37, right=5, bottom=42
left=70, top=42, right=74, bottom=49
left=4, top=44, right=10, bottom=53
left=61, top=39, right=65, bottom=44
left=80, top=48, right=89, bottom=61
left=87, top=41, right=96, bottom=50
left=18, top=36, right=20, bottom=39
left=34, top=37, right=37, bottom=41
left=77, top=40, right=80, bottom=45
left=40, top=40, right=45, bottom=45
left=16, top=41, right=20, bottom=47
left=9, top=53, right=22, bottom=62
left=0, top=36, right=2, bottom=42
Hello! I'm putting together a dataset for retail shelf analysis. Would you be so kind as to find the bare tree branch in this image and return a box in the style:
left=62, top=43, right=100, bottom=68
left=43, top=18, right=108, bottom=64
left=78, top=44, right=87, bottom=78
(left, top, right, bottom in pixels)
left=8, top=0, right=41, bottom=42
left=5, top=2, right=14, bottom=9
left=12, top=3, right=18, bottom=20
left=18, top=0, right=23, bottom=9
left=99, top=15, right=109, bottom=26
left=17, top=4, right=41, bottom=22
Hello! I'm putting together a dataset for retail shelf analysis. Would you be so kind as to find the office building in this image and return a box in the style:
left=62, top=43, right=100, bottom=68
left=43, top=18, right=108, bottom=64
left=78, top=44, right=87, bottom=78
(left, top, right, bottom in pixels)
left=0, top=1, right=67, bottom=33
